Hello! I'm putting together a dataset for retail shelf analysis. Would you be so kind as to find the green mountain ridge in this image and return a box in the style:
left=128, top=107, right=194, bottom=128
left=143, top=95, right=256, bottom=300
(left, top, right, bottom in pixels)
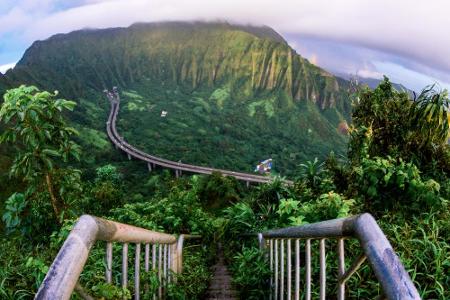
left=1, top=22, right=350, bottom=109
left=0, top=21, right=352, bottom=176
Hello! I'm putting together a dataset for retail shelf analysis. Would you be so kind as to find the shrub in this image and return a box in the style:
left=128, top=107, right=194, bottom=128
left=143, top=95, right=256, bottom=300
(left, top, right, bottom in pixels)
left=352, top=156, right=442, bottom=212
left=110, top=188, right=214, bottom=235
left=277, top=192, right=354, bottom=226
left=230, top=246, right=270, bottom=299
left=2, top=193, right=27, bottom=233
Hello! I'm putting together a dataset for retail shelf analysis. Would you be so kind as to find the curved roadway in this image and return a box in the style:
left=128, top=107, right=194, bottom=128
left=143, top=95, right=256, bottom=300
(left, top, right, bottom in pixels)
left=106, top=95, right=292, bottom=185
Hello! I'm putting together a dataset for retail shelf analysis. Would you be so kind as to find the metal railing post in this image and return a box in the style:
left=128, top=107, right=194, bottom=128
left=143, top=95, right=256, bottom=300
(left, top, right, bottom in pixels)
left=258, top=214, right=420, bottom=300
left=36, top=215, right=184, bottom=300
left=258, top=233, right=266, bottom=250
left=134, top=243, right=141, bottom=300
left=337, top=238, right=345, bottom=300
left=319, top=239, right=326, bottom=300
left=280, top=239, right=284, bottom=300
left=122, top=243, right=128, bottom=290
left=294, top=239, right=300, bottom=300
left=305, top=239, right=311, bottom=300
left=106, top=242, right=113, bottom=284
left=275, top=239, right=279, bottom=300
left=287, top=239, right=292, bottom=300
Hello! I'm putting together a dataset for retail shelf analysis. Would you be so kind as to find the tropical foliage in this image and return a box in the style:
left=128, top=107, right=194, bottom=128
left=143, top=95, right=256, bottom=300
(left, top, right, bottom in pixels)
left=0, top=78, right=449, bottom=299
left=221, top=78, right=450, bottom=299
left=0, top=85, right=81, bottom=220
left=0, top=22, right=352, bottom=177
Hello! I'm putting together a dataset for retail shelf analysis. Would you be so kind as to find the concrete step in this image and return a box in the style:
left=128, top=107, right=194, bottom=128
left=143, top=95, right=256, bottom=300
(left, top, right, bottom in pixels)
left=204, top=243, right=238, bottom=300
left=205, top=290, right=238, bottom=298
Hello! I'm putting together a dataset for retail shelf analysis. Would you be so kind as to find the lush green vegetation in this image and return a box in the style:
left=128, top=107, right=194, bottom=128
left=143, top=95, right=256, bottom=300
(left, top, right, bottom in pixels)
left=0, top=79, right=449, bottom=299
left=116, top=81, right=347, bottom=177
left=0, top=23, right=448, bottom=300
left=220, top=78, right=450, bottom=299
left=0, top=86, right=81, bottom=222
left=0, top=22, right=352, bottom=177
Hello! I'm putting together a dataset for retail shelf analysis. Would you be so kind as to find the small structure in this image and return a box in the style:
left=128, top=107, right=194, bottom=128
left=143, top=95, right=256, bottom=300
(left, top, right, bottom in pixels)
left=254, top=158, right=273, bottom=174
left=104, top=86, right=120, bottom=104
left=161, top=110, right=168, bottom=117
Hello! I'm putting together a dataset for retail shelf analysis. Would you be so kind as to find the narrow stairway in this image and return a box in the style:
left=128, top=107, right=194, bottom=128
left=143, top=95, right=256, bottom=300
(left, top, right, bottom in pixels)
left=205, top=244, right=238, bottom=300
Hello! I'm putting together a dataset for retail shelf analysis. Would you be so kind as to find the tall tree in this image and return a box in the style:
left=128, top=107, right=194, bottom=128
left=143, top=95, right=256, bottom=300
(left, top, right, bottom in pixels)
left=0, top=85, right=81, bottom=218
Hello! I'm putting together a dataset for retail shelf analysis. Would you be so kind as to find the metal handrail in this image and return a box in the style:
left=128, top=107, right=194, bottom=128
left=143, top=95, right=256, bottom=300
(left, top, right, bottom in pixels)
left=258, top=213, right=420, bottom=300
left=35, top=215, right=195, bottom=300
left=174, top=234, right=202, bottom=274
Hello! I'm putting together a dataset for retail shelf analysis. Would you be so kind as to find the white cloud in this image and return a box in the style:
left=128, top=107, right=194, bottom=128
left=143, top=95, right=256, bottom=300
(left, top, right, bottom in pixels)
left=286, top=35, right=385, bottom=78
left=0, top=7, right=31, bottom=35
left=1, top=0, right=449, bottom=88
left=17, top=0, right=449, bottom=74
left=374, top=61, right=450, bottom=92
left=0, top=63, right=16, bottom=74
left=357, top=69, right=383, bottom=80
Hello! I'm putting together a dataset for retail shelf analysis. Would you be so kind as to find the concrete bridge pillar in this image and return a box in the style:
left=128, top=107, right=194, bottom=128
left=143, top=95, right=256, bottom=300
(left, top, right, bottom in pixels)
left=127, top=153, right=131, bottom=160
left=246, top=181, right=250, bottom=188
left=147, top=163, right=152, bottom=172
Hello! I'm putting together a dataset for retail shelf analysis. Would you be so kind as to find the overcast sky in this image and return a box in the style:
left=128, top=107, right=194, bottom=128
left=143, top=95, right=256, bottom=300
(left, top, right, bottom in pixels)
left=1, top=0, right=449, bottom=91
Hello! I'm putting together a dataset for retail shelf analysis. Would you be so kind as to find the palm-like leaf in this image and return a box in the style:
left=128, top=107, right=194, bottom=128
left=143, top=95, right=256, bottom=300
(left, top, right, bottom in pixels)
left=298, top=157, right=324, bottom=186
left=412, top=85, right=449, bottom=147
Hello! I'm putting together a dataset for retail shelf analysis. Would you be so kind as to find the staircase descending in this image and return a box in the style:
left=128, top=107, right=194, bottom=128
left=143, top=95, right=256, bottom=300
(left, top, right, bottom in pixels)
left=205, top=244, right=238, bottom=300
left=36, top=213, right=420, bottom=300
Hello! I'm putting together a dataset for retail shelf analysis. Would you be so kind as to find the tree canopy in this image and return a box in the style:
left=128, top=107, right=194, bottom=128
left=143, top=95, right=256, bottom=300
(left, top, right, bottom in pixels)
left=349, top=77, right=450, bottom=175
left=0, top=85, right=81, bottom=219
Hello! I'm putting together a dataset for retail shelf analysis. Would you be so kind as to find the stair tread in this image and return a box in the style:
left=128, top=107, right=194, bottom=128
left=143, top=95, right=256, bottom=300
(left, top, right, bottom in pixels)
left=205, top=244, right=238, bottom=300
left=206, top=292, right=238, bottom=295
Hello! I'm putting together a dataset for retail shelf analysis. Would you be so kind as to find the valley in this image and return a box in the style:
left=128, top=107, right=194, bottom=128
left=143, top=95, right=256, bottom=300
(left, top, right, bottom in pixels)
left=0, top=22, right=351, bottom=176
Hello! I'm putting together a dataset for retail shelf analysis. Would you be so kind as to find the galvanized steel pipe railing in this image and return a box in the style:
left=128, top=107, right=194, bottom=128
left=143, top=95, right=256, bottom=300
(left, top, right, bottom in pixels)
left=258, top=213, right=420, bottom=300
left=35, top=215, right=197, bottom=300
left=174, top=234, right=202, bottom=274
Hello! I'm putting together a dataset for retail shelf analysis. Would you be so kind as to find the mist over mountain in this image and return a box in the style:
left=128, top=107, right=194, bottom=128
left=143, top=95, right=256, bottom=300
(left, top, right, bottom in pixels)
left=0, top=21, right=353, bottom=175
left=334, top=72, right=413, bottom=94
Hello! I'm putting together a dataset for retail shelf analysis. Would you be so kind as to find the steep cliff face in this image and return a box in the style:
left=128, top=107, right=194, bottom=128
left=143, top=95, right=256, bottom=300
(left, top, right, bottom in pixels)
left=0, top=73, right=10, bottom=94
left=0, top=22, right=351, bottom=174
left=2, top=22, right=349, bottom=113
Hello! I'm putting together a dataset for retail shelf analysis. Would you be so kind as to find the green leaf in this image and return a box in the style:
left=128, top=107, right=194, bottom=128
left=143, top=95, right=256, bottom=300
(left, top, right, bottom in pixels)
left=62, top=100, right=77, bottom=111
left=42, top=149, right=60, bottom=157
left=43, top=157, right=53, bottom=170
